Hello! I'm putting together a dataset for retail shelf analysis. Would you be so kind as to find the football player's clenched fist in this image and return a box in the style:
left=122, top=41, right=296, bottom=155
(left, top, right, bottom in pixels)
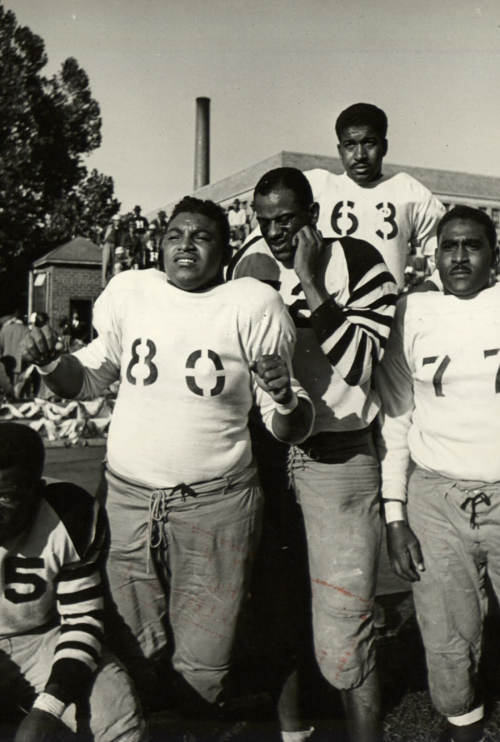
left=249, top=354, right=292, bottom=404
left=21, top=325, right=64, bottom=367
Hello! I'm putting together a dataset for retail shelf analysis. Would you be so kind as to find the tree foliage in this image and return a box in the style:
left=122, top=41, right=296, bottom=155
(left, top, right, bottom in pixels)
left=44, top=169, right=120, bottom=247
left=0, top=5, right=119, bottom=310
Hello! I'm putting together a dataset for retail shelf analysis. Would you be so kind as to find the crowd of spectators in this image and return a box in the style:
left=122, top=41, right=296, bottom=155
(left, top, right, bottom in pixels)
left=101, top=205, right=168, bottom=287
left=0, top=309, right=90, bottom=401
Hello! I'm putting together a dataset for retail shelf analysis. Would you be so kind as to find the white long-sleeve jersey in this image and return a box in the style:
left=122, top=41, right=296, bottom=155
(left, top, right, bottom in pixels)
left=74, top=270, right=312, bottom=487
left=306, top=169, right=445, bottom=289
left=375, top=285, right=500, bottom=513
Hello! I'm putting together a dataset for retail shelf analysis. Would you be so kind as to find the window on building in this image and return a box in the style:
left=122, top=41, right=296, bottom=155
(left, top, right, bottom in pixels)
left=492, top=208, right=499, bottom=228
left=32, top=273, right=47, bottom=313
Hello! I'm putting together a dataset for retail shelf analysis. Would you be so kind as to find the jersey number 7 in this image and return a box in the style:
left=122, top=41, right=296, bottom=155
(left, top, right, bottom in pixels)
left=423, top=349, right=500, bottom=396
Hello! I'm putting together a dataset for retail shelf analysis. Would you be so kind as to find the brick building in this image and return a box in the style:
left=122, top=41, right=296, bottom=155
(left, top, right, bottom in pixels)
left=29, top=236, right=102, bottom=338
left=160, top=151, right=500, bottom=236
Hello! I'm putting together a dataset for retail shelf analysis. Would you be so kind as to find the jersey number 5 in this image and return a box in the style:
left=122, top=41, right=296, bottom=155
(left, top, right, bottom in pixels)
left=4, top=557, right=47, bottom=603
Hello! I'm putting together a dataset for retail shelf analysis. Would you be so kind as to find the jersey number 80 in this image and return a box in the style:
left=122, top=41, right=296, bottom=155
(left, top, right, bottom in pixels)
left=126, top=339, right=226, bottom=397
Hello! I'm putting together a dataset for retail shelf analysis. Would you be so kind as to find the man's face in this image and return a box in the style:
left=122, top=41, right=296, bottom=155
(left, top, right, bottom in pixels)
left=436, top=219, right=497, bottom=297
left=337, top=124, right=387, bottom=184
left=0, top=467, right=39, bottom=545
left=163, top=212, right=229, bottom=291
left=255, top=187, right=317, bottom=268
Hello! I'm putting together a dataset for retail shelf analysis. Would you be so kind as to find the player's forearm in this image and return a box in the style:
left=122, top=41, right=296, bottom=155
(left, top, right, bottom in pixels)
left=308, top=296, right=386, bottom=385
left=40, top=354, right=85, bottom=398
left=377, top=420, right=412, bottom=521
left=271, top=395, right=315, bottom=444
left=298, top=276, right=330, bottom=314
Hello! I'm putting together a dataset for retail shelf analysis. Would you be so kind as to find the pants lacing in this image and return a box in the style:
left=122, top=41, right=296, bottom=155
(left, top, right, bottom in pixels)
left=147, top=483, right=197, bottom=573
left=453, top=485, right=492, bottom=529
left=288, top=445, right=307, bottom=490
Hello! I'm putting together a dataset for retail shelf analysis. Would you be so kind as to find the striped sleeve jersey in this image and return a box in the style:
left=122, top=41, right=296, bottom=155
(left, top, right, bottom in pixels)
left=229, top=235, right=397, bottom=434
left=0, top=481, right=106, bottom=705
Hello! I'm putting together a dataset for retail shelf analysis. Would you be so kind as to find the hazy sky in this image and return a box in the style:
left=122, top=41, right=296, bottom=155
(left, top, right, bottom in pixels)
left=9, top=0, right=500, bottom=214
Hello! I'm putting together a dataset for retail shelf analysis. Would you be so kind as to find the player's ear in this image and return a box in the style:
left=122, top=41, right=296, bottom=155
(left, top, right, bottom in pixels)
left=309, top=202, right=320, bottom=226
left=382, top=138, right=388, bottom=157
left=491, top=246, right=499, bottom=269
left=434, top=246, right=439, bottom=266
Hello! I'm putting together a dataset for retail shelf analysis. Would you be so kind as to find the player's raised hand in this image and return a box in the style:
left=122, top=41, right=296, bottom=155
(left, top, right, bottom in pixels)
left=292, top=225, right=324, bottom=281
left=249, top=354, right=292, bottom=404
left=21, top=325, right=64, bottom=368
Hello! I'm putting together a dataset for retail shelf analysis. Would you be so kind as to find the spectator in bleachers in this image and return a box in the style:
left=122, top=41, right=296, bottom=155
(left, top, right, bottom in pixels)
left=150, top=209, right=168, bottom=242
left=131, top=205, right=149, bottom=236
left=140, top=224, right=161, bottom=269
left=122, top=222, right=142, bottom=269
left=228, top=198, right=247, bottom=242
left=102, top=214, right=123, bottom=288
left=241, top=200, right=252, bottom=237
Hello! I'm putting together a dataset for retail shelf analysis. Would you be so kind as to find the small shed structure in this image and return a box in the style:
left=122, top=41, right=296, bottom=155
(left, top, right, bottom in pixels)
left=28, top=236, right=102, bottom=337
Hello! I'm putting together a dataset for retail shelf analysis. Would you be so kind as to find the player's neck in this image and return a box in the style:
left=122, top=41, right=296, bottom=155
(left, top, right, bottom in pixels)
left=167, top=273, right=225, bottom=293
left=345, top=171, right=385, bottom=187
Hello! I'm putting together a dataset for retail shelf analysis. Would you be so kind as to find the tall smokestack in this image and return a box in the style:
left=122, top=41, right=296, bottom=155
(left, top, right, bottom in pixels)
left=194, top=97, right=210, bottom=190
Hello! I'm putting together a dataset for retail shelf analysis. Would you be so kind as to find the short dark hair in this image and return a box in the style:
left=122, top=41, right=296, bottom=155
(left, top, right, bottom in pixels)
left=335, top=103, right=388, bottom=141
left=169, top=196, right=230, bottom=246
left=437, top=205, right=497, bottom=250
left=0, top=423, right=45, bottom=481
left=254, top=167, right=314, bottom=210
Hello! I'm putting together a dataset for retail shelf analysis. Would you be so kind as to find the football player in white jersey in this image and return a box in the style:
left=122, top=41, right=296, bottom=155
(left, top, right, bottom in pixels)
left=230, top=167, right=398, bottom=742
left=375, top=206, right=500, bottom=742
left=21, top=197, right=314, bottom=721
left=0, top=423, right=145, bottom=742
left=237, top=103, right=445, bottom=290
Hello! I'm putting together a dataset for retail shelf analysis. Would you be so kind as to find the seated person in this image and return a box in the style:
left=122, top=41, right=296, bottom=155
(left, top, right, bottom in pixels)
left=0, top=423, right=146, bottom=742
left=375, top=206, right=500, bottom=742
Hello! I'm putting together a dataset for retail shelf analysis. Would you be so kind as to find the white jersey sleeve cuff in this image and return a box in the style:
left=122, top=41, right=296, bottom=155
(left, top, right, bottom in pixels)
left=384, top=500, right=406, bottom=523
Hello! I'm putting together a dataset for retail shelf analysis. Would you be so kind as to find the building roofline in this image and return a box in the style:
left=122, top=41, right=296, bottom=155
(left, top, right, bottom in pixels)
left=32, top=259, right=101, bottom=268
left=156, top=151, right=500, bottom=214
